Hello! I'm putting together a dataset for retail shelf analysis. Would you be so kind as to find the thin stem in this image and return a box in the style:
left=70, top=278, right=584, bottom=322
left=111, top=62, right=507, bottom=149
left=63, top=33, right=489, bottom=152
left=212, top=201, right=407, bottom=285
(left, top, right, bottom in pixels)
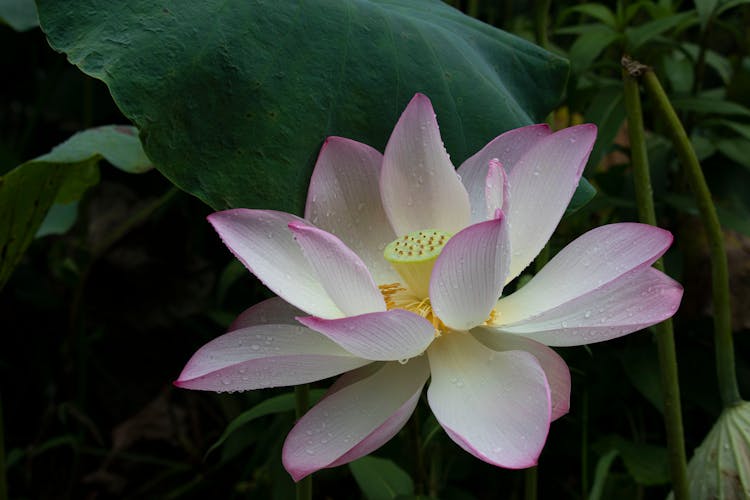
left=294, top=385, right=312, bottom=500
left=621, top=64, right=689, bottom=499
left=534, top=0, right=551, bottom=49
left=581, top=389, right=589, bottom=500
left=640, top=66, right=741, bottom=406
left=0, top=394, right=7, bottom=500
left=410, top=407, right=426, bottom=495
left=524, top=466, right=538, bottom=500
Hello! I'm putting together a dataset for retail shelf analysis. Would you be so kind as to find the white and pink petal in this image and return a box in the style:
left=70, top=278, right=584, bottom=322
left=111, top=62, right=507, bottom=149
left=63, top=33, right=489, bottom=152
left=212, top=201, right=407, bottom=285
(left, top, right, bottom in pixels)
left=495, top=223, right=674, bottom=325
left=174, top=324, right=369, bottom=392
left=208, top=210, right=342, bottom=319
left=305, top=137, right=398, bottom=283
left=283, top=357, right=430, bottom=481
left=380, top=93, right=470, bottom=235
left=458, top=124, right=551, bottom=223
left=427, top=332, right=551, bottom=469
left=495, top=267, right=682, bottom=347
left=430, top=213, right=511, bottom=331
left=472, top=328, right=571, bottom=420
left=289, top=222, right=385, bottom=316
left=297, top=309, right=435, bottom=361
left=504, top=125, right=597, bottom=281
left=229, top=297, right=303, bottom=331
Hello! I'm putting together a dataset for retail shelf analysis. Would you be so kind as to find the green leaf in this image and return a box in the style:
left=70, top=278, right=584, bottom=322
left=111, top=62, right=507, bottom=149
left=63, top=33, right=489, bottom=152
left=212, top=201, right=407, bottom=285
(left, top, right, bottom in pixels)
left=599, top=436, right=670, bottom=486
left=205, top=389, right=325, bottom=457
left=37, top=126, right=153, bottom=175
left=694, top=0, right=719, bottom=29
left=35, top=202, right=79, bottom=238
left=0, top=125, right=151, bottom=289
left=37, top=0, right=569, bottom=213
left=715, top=137, right=750, bottom=170
left=563, top=4, right=618, bottom=28
left=625, top=12, right=695, bottom=51
left=350, top=455, right=414, bottom=500
left=565, top=177, right=597, bottom=216
left=569, top=27, right=620, bottom=74
left=670, top=97, right=750, bottom=117
left=584, top=83, right=626, bottom=169
left=0, top=0, right=38, bottom=31
left=663, top=193, right=750, bottom=236
left=588, top=449, right=619, bottom=500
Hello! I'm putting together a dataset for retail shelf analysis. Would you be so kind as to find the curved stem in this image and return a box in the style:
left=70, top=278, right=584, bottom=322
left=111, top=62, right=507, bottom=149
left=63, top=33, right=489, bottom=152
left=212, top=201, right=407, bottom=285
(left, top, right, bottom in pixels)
left=621, top=64, right=689, bottom=499
left=640, top=67, right=741, bottom=407
left=294, top=385, right=312, bottom=500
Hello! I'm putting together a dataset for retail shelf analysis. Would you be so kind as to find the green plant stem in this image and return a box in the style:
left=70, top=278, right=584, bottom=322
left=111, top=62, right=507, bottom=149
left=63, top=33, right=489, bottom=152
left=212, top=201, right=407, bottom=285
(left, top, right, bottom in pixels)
left=294, top=385, right=312, bottom=500
left=581, top=388, right=588, bottom=500
left=621, top=65, right=689, bottom=500
left=0, top=394, right=7, bottom=500
left=534, top=0, right=551, bottom=49
left=640, top=67, right=741, bottom=407
left=524, top=466, right=538, bottom=500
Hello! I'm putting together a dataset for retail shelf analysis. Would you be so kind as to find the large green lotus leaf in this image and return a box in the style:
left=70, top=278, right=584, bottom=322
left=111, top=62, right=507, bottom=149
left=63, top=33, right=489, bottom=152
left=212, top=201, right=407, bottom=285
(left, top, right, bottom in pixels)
left=37, top=0, right=568, bottom=213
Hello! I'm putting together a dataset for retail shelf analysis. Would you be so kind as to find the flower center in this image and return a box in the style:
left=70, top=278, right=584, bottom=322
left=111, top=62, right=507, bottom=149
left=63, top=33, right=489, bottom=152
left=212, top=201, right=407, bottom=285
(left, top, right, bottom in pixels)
left=383, top=229, right=452, bottom=298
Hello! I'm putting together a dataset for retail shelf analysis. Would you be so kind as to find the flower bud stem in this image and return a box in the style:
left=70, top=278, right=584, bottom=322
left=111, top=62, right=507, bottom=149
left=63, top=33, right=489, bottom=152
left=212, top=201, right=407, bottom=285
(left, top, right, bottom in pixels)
left=638, top=65, right=741, bottom=408
left=622, top=64, right=689, bottom=499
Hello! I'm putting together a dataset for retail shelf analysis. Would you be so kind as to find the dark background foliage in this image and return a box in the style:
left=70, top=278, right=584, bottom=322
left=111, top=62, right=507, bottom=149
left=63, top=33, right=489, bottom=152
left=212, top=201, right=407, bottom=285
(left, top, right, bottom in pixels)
left=2, top=0, right=750, bottom=498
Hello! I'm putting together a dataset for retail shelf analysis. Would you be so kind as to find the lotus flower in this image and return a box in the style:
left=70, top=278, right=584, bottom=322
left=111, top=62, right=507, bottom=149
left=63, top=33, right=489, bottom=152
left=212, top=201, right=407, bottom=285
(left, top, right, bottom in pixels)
left=176, top=94, right=682, bottom=480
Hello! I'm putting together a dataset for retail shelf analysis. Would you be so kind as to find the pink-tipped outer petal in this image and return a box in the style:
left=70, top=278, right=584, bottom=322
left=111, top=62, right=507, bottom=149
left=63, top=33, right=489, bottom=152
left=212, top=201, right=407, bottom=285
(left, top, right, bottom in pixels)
left=427, top=332, right=551, bottom=469
left=485, top=159, right=510, bottom=220
left=297, top=309, right=435, bottom=361
left=380, top=93, right=470, bottom=235
left=175, top=324, right=369, bottom=391
left=495, top=223, right=675, bottom=325
left=208, top=209, right=342, bottom=319
left=504, top=124, right=597, bottom=282
left=229, top=297, right=303, bottom=331
left=289, top=222, right=385, bottom=316
left=458, top=124, right=551, bottom=224
left=496, top=267, right=683, bottom=347
left=305, top=137, right=398, bottom=283
left=283, top=356, right=429, bottom=481
left=472, top=327, right=571, bottom=420
left=430, top=213, right=510, bottom=331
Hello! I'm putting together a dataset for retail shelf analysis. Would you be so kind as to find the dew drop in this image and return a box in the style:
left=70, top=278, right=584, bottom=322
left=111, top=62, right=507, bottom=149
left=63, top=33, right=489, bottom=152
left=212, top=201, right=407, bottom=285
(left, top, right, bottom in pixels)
left=250, top=344, right=260, bottom=351
left=305, top=448, right=315, bottom=455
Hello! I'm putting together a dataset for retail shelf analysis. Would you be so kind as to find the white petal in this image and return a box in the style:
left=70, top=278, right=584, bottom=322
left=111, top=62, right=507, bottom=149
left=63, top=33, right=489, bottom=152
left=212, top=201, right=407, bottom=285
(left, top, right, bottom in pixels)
left=283, top=357, right=429, bottom=481
left=430, top=214, right=510, bottom=330
left=289, top=222, right=385, bottom=315
left=496, top=267, right=683, bottom=346
left=229, top=297, right=303, bottom=330
left=297, top=310, right=435, bottom=361
left=427, top=333, right=551, bottom=468
left=504, top=124, right=597, bottom=281
left=485, top=159, right=510, bottom=220
left=496, top=223, right=674, bottom=325
left=458, top=124, right=551, bottom=224
left=305, top=137, right=398, bottom=283
left=175, top=324, right=368, bottom=391
left=208, top=210, right=342, bottom=318
left=380, top=93, right=470, bottom=235
left=472, top=327, right=570, bottom=420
